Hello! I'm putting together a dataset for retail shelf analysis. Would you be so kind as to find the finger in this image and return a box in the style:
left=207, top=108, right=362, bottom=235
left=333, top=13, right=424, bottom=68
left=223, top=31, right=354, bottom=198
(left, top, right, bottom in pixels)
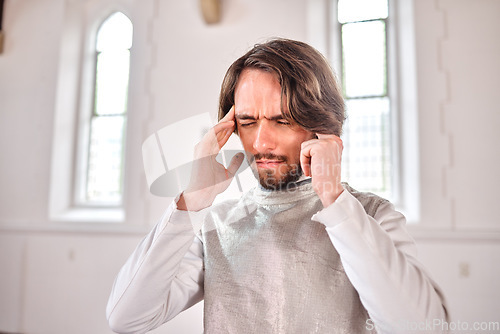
left=199, top=122, right=234, bottom=157
left=217, top=127, right=234, bottom=149
left=220, top=105, right=235, bottom=123
left=215, top=125, right=232, bottom=141
left=213, top=120, right=235, bottom=135
left=227, top=152, right=245, bottom=176
left=316, top=133, right=343, bottom=148
left=300, top=145, right=312, bottom=177
left=212, top=121, right=235, bottom=147
left=300, top=138, right=317, bottom=151
left=315, top=133, right=340, bottom=140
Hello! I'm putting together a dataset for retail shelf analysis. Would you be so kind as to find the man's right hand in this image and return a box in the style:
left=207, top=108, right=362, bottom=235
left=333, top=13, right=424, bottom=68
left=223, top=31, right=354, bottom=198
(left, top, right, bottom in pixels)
left=177, top=107, right=244, bottom=211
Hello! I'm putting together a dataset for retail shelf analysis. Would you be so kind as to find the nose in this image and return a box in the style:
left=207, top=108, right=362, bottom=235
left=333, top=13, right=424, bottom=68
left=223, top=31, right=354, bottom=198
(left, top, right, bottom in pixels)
left=253, top=121, right=276, bottom=152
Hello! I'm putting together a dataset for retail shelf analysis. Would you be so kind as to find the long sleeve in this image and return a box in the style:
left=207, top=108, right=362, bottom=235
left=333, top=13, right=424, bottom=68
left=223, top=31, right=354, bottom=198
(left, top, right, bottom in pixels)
left=312, top=190, right=448, bottom=334
left=106, top=198, right=207, bottom=334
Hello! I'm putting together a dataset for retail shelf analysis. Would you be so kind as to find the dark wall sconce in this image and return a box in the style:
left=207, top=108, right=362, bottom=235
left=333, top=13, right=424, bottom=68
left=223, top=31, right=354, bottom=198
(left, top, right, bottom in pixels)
left=0, top=0, right=5, bottom=54
left=200, top=0, right=221, bottom=25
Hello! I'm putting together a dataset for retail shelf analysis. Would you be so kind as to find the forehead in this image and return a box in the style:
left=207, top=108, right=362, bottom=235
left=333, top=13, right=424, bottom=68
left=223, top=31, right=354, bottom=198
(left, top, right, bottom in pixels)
left=234, top=69, right=283, bottom=117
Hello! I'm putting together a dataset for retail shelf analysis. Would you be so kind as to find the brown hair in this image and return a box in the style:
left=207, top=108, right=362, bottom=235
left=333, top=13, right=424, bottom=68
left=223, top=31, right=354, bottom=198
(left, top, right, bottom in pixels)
left=218, top=38, right=345, bottom=136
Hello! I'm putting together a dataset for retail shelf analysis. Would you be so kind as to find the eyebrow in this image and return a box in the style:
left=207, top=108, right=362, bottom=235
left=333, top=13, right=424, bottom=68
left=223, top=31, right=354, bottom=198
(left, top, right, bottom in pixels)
left=235, top=113, right=285, bottom=121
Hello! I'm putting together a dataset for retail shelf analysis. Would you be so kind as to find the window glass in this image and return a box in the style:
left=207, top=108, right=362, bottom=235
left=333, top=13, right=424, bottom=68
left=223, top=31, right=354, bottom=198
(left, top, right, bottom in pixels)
left=336, top=0, right=393, bottom=200
left=338, top=0, right=388, bottom=23
left=342, top=20, right=387, bottom=98
left=87, top=116, right=126, bottom=202
left=94, top=50, right=130, bottom=116
left=341, top=98, right=391, bottom=195
left=96, top=12, right=133, bottom=52
left=85, top=12, right=132, bottom=204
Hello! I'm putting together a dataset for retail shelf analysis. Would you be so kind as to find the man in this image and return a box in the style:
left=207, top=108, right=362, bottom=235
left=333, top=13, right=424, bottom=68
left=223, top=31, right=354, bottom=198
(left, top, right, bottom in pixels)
left=107, top=39, right=448, bottom=333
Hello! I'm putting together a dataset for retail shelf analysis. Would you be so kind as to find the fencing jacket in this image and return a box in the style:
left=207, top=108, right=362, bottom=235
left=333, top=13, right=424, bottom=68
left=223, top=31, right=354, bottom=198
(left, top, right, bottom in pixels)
left=106, top=180, right=448, bottom=334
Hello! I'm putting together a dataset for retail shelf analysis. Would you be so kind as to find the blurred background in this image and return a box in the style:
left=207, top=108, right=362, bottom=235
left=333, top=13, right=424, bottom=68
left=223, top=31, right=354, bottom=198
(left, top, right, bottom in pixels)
left=0, top=0, right=499, bottom=333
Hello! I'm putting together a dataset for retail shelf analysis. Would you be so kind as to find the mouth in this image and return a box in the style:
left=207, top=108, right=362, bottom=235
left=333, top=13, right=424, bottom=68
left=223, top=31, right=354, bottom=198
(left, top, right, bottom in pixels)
left=255, top=160, right=285, bottom=168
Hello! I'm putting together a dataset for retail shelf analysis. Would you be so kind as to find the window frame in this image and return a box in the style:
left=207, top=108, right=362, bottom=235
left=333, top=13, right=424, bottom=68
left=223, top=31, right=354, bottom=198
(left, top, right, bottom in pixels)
left=74, top=11, right=132, bottom=208
left=332, top=0, right=397, bottom=200
left=307, top=0, right=419, bottom=221
left=49, top=3, right=134, bottom=224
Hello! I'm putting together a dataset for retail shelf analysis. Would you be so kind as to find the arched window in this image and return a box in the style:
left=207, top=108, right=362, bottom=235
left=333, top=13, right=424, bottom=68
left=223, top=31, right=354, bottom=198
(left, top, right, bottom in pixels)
left=82, top=12, right=133, bottom=205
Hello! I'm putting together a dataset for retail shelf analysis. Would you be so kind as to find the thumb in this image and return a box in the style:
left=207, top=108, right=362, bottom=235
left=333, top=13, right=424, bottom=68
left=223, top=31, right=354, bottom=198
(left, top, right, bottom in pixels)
left=227, top=152, right=245, bottom=177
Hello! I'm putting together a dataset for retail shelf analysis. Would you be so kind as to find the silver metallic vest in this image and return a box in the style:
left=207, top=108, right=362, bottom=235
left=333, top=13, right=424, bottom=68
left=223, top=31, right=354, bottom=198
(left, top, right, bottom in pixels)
left=201, top=180, right=384, bottom=333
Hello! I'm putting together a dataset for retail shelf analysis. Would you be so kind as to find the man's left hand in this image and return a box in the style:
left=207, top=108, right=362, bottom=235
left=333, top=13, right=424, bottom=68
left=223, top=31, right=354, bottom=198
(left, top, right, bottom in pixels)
left=300, top=134, right=344, bottom=208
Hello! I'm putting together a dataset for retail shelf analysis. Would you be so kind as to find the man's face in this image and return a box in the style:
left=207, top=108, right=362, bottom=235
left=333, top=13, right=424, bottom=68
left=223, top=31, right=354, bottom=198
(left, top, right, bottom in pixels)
left=234, top=69, right=315, bottom=190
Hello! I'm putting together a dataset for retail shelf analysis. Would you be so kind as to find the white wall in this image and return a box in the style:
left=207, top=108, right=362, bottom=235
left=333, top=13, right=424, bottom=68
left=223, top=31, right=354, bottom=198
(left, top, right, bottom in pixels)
left=0, top=0, right=499, bottom=333
left=409, top=0, right=500, bottom=329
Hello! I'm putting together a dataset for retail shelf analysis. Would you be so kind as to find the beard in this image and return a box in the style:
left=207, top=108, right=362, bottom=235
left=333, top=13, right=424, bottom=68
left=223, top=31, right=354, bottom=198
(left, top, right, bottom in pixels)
left=248, top=153, right=303, bottom=190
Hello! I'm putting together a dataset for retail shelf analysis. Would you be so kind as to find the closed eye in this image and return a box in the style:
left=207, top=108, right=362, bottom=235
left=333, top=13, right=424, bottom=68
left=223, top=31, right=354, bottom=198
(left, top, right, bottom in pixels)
left=277, top=120, right=291, bottom=125
left=239, top=121, right=256, bottom=127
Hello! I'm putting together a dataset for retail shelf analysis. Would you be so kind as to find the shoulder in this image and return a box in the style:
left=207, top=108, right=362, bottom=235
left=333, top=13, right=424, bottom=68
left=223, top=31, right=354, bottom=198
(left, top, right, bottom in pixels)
left=342, top=182, right=390, bottom=218
left=209, top=188, right=255, bottom=213
left=202, top=189, right=257, bottom=230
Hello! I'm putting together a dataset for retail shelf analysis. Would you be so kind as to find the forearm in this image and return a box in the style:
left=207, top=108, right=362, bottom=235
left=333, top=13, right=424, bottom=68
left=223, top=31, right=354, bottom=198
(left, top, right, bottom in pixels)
left=313, top=191, right=448, bottom=333
left=106, top=199, right=207, bottom=334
